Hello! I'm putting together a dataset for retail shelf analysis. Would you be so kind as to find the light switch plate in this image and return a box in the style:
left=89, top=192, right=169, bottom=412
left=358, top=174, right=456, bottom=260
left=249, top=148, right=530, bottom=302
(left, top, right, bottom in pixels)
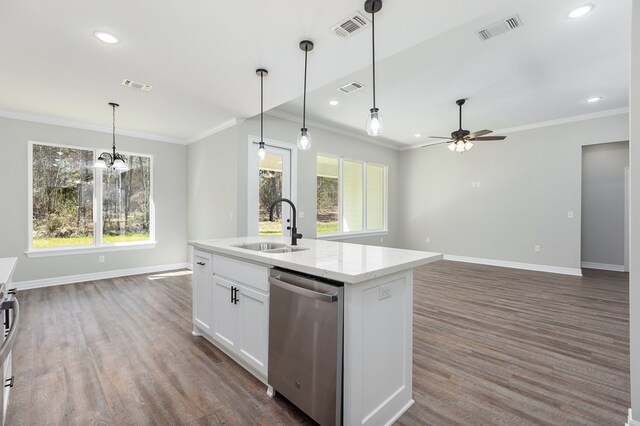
left=567, top=211, right=574, bottom=219
left=299, top=211, right=305, bottom=219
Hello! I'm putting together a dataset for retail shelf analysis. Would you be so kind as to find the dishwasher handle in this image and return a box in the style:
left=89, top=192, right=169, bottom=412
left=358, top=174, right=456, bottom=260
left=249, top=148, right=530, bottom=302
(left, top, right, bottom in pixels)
left=269, top=277, right=338, bottom=303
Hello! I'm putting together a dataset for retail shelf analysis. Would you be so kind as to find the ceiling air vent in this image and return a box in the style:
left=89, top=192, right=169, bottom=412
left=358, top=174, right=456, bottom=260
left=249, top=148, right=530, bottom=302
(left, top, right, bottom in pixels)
left=477, top=14, right=523, bottom=41
left=337, top=81, right=365, bottom=94
left=121, top=79, right=152, bottom=92
left=331, top=12, right=370, bottom=39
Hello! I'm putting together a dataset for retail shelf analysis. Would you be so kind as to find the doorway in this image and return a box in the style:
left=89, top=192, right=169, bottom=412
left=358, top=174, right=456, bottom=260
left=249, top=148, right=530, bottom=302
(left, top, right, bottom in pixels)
left=581, top=141, right=629, bottom=271
left=247, top=138, right=296, bottom=236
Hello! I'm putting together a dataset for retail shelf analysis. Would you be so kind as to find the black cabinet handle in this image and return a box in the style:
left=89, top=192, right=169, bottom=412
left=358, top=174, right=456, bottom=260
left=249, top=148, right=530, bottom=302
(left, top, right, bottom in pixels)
left=5, top=376, right=14, bottom=388
left=7, top=288, right=16, bottom=296
left=196, top=262, right=205, bottom=266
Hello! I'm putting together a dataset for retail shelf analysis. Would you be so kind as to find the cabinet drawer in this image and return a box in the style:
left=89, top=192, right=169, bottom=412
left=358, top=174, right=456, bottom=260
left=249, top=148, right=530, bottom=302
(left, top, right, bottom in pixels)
left=212, top=254, right=269, bottom=293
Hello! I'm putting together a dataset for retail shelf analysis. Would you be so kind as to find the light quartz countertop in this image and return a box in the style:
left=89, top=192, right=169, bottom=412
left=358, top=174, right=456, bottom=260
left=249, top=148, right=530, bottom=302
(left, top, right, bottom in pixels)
left=190, top=237, right=442, bottom=284
left=0, top=257, right=17, bottom=285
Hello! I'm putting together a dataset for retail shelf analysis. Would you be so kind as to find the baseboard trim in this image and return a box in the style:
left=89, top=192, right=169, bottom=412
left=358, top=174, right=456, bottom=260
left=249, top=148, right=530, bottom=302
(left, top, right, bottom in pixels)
left=14, top=262, right=190, bottom=290
left=443, top=255, right=583, bottom=277
left=580, top=262, right=626, bottom=272
left=627, top=409, right=640, bottom=426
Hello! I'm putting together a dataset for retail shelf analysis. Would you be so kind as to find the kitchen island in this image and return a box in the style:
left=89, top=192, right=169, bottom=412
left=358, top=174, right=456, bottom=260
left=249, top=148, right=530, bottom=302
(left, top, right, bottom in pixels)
left=190, top=237, right=441, bottom=426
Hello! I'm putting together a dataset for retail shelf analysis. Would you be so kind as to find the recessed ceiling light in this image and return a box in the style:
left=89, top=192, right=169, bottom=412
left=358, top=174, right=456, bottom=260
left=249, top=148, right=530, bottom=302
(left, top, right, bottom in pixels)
left=586, top=96, right=602, bottom=103
left=329, top=100, right=339, bottom=106
left=568, top=4, right=594, bottom=19
left=94, top=31, right=120, bottom=44
left=414, top=134, right=422, bottom=138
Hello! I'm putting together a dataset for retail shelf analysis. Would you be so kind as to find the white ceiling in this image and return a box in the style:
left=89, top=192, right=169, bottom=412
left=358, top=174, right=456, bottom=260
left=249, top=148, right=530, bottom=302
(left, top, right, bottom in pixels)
left=0, top=0, right=514, bottom=143
left=276, top=0, right=631, bottom=148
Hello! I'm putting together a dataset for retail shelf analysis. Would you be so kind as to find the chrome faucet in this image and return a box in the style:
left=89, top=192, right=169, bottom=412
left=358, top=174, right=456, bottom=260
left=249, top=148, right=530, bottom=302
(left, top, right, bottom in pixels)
left=269, top=198, right=303, bottom=246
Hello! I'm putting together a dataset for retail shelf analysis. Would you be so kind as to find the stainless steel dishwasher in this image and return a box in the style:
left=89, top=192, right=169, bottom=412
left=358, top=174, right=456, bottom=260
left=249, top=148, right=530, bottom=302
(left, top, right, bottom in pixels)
left=268, top=268, right=344, bottom=426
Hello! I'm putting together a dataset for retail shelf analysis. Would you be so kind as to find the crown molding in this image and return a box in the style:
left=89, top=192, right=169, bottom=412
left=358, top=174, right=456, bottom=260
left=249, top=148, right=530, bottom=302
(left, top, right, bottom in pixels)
left=400, top=107, right=630, bottom=151
left=187, top=117, right=246, bottom=144
left=267, top=109, right=404, bottom=151
left=0, top=109, right=185, bottom=144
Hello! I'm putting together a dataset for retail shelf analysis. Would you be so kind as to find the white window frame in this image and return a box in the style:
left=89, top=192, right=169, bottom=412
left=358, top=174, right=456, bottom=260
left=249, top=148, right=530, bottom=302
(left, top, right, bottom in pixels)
left=26, top=140, right=156, bottom=257
left=316, top=153, right=388, bottom=240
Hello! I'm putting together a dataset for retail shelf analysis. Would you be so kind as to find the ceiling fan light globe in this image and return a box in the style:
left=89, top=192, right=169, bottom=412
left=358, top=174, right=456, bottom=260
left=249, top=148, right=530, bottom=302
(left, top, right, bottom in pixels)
left=448, top=142, right=456, bottom=152
left=455, top=141, right=465, bottom=153
left=297, top=128, right=311, bottom=150
left=464, top=141, right=474, bottom=151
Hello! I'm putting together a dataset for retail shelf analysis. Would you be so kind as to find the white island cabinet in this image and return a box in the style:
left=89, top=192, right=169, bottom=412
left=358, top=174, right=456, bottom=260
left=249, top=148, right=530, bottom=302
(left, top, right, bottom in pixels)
left=190, top=237, right=442, bottom=426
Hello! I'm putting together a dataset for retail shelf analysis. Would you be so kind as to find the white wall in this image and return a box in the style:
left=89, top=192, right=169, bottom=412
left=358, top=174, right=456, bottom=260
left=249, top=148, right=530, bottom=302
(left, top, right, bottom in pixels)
left=629, top=0, right=640, bottom=418
left=187, top=114, right=400, bottom=248
left=0, top=116, right=188, bottom=282
left=398, top=113, right=629, bottom=272
left=581, top=141, right=629, bottom=268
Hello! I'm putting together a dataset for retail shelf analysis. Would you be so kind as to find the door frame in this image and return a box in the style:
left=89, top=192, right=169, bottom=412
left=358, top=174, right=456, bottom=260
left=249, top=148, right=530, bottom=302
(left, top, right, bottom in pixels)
left=247, top=136, right=298, bottom=237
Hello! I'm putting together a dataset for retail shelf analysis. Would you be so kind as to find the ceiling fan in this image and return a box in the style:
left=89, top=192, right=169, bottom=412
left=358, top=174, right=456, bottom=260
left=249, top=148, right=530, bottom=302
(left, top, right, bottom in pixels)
left=422, top=99, right=507, bottom=152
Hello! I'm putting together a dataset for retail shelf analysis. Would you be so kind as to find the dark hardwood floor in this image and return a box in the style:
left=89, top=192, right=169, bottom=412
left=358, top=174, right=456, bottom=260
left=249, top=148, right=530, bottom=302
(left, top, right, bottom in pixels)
left=7, top=261, right=629, bottom=425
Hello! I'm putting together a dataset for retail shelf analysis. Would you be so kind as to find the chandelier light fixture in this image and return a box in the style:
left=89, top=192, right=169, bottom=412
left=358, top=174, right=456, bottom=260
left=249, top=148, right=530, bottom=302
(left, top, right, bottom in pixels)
left=94, top=102, right=128, bottom=171
left=365, top=0, right=383, bottom=136
left=297, top=40, right=314, bottom=150
left=256, top=68, right=268, bottom=160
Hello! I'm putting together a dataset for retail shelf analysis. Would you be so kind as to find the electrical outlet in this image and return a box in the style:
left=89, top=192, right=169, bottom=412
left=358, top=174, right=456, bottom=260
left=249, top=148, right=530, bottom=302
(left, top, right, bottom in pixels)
left=380, top=237, right=384, bottom=243
left=534, top=245, right=541, bottom=253
left=426, top=237, right=430, bottom=243
left=299, top=211, right=305, bottom=219
left=230, top=211, right=234, bottom=221
left=379, top=284, right=391, bottom=300
left=98, top=255, right=105, bottom=263
left=567, top=211, right=574, bottom=219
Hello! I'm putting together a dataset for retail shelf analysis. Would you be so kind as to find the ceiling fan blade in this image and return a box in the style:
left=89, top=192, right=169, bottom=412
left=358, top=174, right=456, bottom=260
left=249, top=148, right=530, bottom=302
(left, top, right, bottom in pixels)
left=467, top=129, right=493, bottom=139
left=427, top=136, right=452, bottom=139
left=420, top=141, right=451, bottom=148
left=474, top=136, right=507, bottom=141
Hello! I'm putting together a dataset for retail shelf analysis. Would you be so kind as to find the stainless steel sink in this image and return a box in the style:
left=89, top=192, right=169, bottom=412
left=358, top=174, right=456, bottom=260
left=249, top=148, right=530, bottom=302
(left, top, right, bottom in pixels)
left=233, top=242, right=309, bottom=254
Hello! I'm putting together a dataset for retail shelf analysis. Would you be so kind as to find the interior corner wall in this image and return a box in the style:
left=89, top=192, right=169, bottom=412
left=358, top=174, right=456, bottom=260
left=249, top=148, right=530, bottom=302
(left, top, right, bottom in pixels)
left=0, top=116, right=188, bottom=282
left=187, top=125, right=239, bottom=243
left=629, top=0, right=640, bottom=417
left=581, top=141, right=629, bottom=267
left=397, top=113, right=629, bottom=271
left=234, top=114, right=401, bottom=247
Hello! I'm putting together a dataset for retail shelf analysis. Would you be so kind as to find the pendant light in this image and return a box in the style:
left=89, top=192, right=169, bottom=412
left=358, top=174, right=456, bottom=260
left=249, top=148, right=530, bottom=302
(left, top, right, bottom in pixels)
left=95, top=102, right=128, bottom=171
left=365, top=0, right=383, bottom=136
left=297, top=40, right=314, bottom=150
left=256, top=68, right=268, bottom=160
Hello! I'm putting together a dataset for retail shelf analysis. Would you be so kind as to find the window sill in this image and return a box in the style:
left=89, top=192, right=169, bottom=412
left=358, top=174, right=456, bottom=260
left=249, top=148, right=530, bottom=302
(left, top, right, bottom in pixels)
left=316, top=231, right=388, bottom=241
left=25, top=241, right=157, bottom=258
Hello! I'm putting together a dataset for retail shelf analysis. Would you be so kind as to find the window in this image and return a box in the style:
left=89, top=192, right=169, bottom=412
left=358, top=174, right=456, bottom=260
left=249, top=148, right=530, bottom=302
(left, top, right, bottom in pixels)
left=316, top=154, right=387, bottom=237
left=29, top=142, right=153, bottom=254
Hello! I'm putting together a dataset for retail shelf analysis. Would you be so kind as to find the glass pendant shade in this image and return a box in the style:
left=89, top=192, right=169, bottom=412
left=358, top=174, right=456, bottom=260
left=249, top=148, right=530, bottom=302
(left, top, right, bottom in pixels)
left=258, top=142, right=266, bottom=160
left=367, top=108, right=383, bottom=136
left=297, top=128, right=311, bottom=150
left=448, top=142, right=456, bottom=152
left=112, top=156, right=128, bottom=171
left=94, top=157, right=107, bottom=168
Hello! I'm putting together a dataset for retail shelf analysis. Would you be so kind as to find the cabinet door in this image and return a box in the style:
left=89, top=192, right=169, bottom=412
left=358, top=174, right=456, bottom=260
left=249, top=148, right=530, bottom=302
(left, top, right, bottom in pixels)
left=236, top=283, right=269, bottom=376
left=193, top=252, right=213, bottom=335
left=212, top=276, right=238, bottom=350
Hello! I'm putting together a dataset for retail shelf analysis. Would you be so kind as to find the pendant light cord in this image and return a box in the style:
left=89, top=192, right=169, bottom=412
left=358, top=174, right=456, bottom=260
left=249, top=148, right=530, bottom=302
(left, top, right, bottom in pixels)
left=260, top=73, right=264, bottom=142
left=112, top=103, right=117, bottom=157
left=371, top=9, right=376, bottom=109
left=303, top=49, right=308, bottom=129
